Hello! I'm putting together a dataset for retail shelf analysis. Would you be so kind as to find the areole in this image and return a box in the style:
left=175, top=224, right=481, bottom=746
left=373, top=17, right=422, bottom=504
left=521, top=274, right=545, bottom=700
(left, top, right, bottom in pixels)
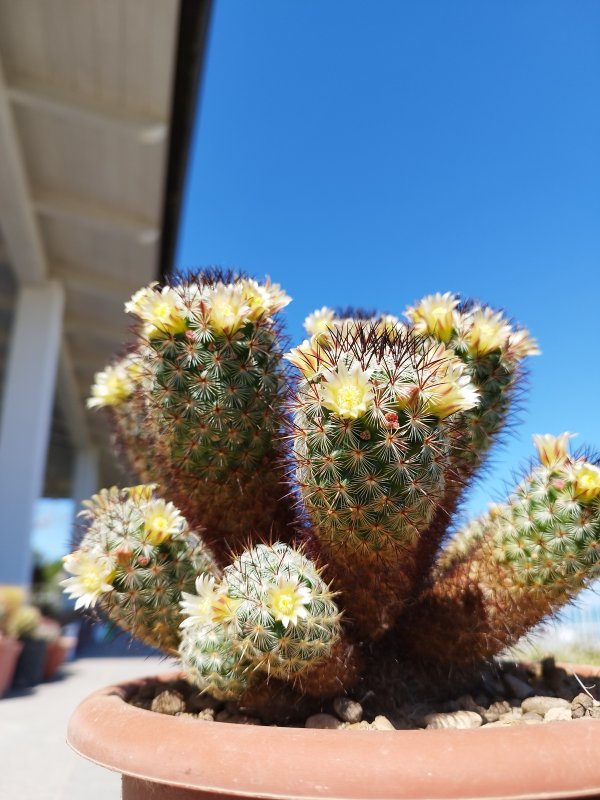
left=67, top=671, right=600, bottom=800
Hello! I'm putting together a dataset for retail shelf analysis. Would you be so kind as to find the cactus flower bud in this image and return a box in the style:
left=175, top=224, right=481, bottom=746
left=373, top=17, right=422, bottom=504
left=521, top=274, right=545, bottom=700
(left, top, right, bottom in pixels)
left=533, top=432, right=573, bottom=468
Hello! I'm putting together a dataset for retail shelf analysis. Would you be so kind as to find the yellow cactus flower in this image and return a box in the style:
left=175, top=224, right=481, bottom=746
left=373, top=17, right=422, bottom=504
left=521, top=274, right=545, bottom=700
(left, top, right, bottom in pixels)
left=267, top=577, right=312, bottom=628
left=143, top=499, right=185, bottom=545
left=506, top=328, right=541, bottom=360
left=572, top=462, right=600, bottom=503
left=464, top=307, right=511, bottom=356
left=87, top=361, right=135, bottom=409
left=421, top=346, right=479, bottom=418
left=205, top=283, right=251, bottom=335
left=126, top=484, right=157, bottom=504
left=180, top=575, right=220, bottom=629
left=533, top=433, right=573, bottom=468
left=241, top=279, right=291, bottom=320
left=405, top=292, right=458, bottom=343
left=284, top=336, right=333, bottom=378
left=211, top=593, right=242, bottom=626
left=304, top=306, right=336, bottom=338
left=125, top=285, right=188, bottom=336
left=61, top=550, right=116, bottom=610
left=320, top=358, right=375, bottom=420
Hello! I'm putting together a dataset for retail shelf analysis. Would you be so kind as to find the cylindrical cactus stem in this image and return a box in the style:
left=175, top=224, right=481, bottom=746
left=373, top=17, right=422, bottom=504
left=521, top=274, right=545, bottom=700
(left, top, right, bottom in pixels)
left=403, top=293, right=540, bottom=590
left=124, top=272, right=297, bottom=562
left=88, top=349, right=162, bottom=484
left=179, top=542, right=343, bottom=702
left=294, top=635, right=364, bottom=698
left=62, top=485, right=219, bottom=655
left=287, top=324, right=479, bottom=640
left=401, top=435, right=600, bottom=668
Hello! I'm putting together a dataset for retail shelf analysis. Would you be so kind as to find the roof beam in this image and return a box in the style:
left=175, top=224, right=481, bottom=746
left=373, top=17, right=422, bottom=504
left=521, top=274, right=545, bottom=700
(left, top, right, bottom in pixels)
left=65, top=314, right=129, bottom=344
left=56, top=338, right=92, bottom=451
left=0, top=58, right=47, bottom=283
left=7, top=76, right=167, bottom=144
left=53, top=262, right=144, bottom=300
left=33, top=189, right=160, bottom=243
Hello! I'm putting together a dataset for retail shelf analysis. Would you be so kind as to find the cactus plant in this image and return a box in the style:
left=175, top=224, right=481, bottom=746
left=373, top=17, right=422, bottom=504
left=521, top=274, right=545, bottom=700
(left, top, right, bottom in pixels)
left=64, top=272, right=600, bottom=714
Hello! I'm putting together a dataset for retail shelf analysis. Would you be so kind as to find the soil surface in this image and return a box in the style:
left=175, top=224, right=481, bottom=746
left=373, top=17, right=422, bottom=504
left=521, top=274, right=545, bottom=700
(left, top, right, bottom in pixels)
left=126, top=657, right=600, bottom=730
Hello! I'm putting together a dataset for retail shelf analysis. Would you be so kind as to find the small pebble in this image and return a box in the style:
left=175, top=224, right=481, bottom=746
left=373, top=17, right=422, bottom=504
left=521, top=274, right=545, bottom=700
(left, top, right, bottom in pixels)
left=305, top=713, right=344, bottom=730
left=590, top=707, right=600, bottom=720
left=522, top=696, right=570, bottom=715
left=544, top=707, right=572, bottom=723
left=197, top=708, right=215, bottom=721
left=484, top=700, right=511, bottom=721
left=333, top=696, right=363, bottom=723
left=520, top=712, right=543, bottom=723
left=572, top=693, right=594, bottom=719
left=151, top=690, right=186, bottom=716
left=345, top=720, right=372, bottom=730
left=499, top=708, right=523, bottom=722
left=372, top=715, right=395, bottom=731
left=215, top=710, right=231, bottom=722
left=424, top=710, right=483, bottom=730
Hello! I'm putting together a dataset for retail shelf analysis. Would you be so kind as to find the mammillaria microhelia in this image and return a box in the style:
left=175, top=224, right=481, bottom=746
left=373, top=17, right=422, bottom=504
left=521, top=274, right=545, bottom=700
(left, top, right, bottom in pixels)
left=63, top=271, right=600, bottom=711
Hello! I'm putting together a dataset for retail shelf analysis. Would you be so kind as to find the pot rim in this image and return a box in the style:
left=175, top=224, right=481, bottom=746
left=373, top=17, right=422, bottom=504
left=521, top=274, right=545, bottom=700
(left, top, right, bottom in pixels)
left=67, top=670, right=600, bottom=800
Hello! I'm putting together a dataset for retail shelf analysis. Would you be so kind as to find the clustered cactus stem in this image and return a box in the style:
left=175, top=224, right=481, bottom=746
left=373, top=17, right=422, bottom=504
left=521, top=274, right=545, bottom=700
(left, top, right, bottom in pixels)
left=121, top=271, right=296, bottom=562
left=64, top=273, right=599, bottom=712
left=63, top=485, right=219, bottom=653
left=402, top=435, right=600, bottom=668
left=289, top=324, right=476, bottom=638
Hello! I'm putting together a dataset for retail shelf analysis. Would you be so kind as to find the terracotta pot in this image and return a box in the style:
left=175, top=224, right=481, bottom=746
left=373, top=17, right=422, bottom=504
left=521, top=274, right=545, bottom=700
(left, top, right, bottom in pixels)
left=43, top=636, right=74, bottom=681
left=0, top=636, right=23, bottom=697
left=68, top=671, right=600, bottom=800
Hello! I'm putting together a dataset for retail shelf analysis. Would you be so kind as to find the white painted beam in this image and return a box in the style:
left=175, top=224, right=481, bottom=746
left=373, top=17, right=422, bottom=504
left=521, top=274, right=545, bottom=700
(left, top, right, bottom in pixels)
left=33, top=189, right=160, bottom=243
left=53, top=262, right=143, bottom=300
left=56, top=338, right=92, bottom=452
left=7, top=77, right=167, bottom=144
left=65, top=315, right=129, bottom=344
left=0, top=282, right=65, bottom=586
left=71, top=448, right=99, bottom=515
left=0, top=58, right=47, bottom=283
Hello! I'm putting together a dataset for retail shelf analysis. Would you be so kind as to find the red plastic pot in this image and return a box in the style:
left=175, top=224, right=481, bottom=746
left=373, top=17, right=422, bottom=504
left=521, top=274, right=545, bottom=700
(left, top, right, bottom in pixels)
left=0, top=636, right=23, bottom=697
left=67, top=671, right=600, bottom=800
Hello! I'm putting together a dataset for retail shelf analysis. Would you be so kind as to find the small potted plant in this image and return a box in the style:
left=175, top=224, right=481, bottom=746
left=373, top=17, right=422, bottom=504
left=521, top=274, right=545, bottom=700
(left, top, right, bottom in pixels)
left=0, top=586, right=25, bottom=697
left=9, top=605, right=50, bottom=689
left=65, top=273, right=600, bottom=800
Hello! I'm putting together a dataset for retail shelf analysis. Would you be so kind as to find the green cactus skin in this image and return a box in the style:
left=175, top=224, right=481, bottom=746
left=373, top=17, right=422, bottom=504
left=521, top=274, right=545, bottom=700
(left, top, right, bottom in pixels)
left=290, top=325, right=470, bottom=638
left=70, top=486, right=219, bottom=654
left=179, top=542, right=342, bottom=699
left=127, top=273, right=296, bottom=562
left=402, top=296, right=538, bottom=598
left=179, top=620, right=255, bottom=701
left=108, top=355, right=164, bottom=486
left=87, top=350, right=161, bottom=485
left=402, top=453, right=600, bottom=667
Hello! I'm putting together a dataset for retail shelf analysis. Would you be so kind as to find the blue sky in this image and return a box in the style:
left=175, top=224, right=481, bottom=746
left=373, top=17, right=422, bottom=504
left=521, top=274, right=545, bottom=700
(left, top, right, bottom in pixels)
left=176, top=0, right=600, bottom=521
left=36, top=1, right=599, bottom=561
